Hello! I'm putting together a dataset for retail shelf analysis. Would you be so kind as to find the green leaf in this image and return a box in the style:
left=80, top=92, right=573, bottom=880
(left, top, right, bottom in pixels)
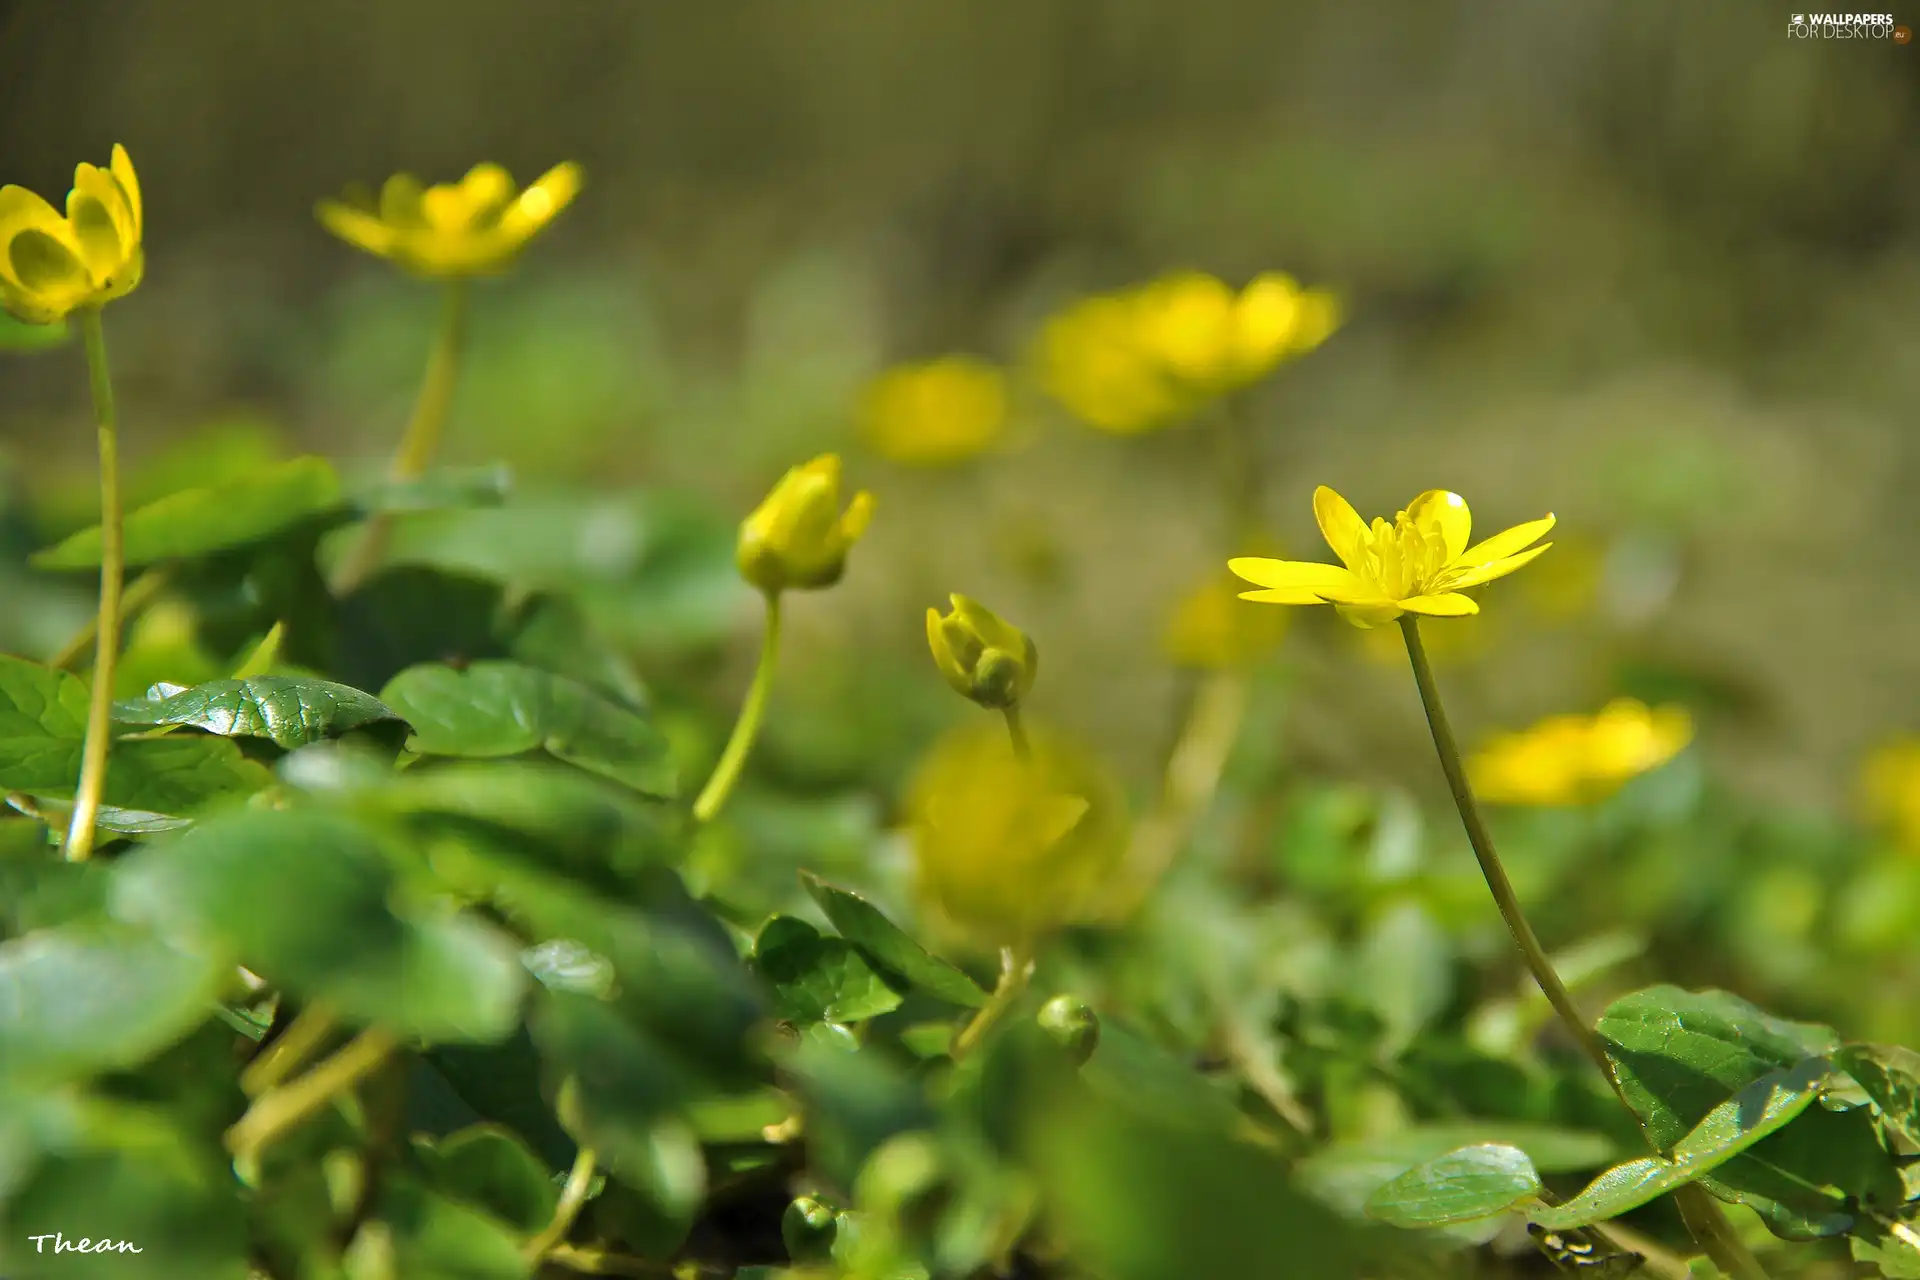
left=1836, top=1042, right=1920, bottom=1147
left=753, top=915, right=905, bottom=1025
left=0, top=735, right=273, bottom=816
left=0, top=654, right=89, bottom=737
left=350, top=463, right=514, bottom=515
left=380, top=660, right=678, bottom=799
left=1851, top=1214, right=1920, bottom=1278
left=110, top=807, right=525, bottom=1042
left=800, top=871, right=986, bottom=1008
left=0, top=923, right=222, bottom=1084
left=420, top=1033, right=578, bottom=1171
left=371, top=1175, right=531, bottom=1280
left=112, top=675, right=403, bottom=748
left=1529, top=1059, right=1831, bottom=1230
left=33, top=456, right=344, bottom=570
left=419, top=1124, right=559, bottom=1234
left=1364, top=1144, right=1543, bottom=1228
left=530, top=991, right=695, bottom=1171
left=1299, top=1123, right=1616, bottom=1224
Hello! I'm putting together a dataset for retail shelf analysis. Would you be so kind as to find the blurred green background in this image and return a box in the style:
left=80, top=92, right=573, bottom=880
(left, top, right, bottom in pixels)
left=1, top=0, right=1917, bottom=824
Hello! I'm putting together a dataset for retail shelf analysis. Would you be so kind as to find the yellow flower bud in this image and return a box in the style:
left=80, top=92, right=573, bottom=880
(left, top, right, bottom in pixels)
left=859, top=356, right=1009, bottom=468
left=907, top=719, right=1129, bottom=948
left=736, top=454, right=875, bottom=594
left=925, top=594, right=1037, bottom=710
left=0, top=145, right=144, bottom=325
left=316, top=161, right=582, bottom=278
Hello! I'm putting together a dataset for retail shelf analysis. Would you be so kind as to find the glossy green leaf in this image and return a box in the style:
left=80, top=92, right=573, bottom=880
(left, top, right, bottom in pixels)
left=110, top=807, right=525, bottom=1042
left=753, top=914, right=905, bottom=1025
left=112, top=676, right=403, bottom=748
left=0, top=735, right=274, bottom=816
left=1364, top=1144, right=1543, bottom=1228
left=799, top=871, right=985, bottom=1008
left=419, top=1124, right=559, bottom=1234
left=33, top=456, right=344, bottom=570
left=1836, top=1042, right=1920, bottom=1147
left=0, top=654, right=89, bottom=737
left=380, top=660, right=678, bottom=799
left=1851, top=1214, right=1920, bottom=1278
left=1529, top=1059, right=1831, bottom=1230
left=1299, top=1123, right=1616, bottom=1223
left=0, top=924, right=222, bottom=1084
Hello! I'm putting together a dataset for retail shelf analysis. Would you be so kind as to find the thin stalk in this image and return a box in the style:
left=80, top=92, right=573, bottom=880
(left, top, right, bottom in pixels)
left=331, top=279, right=469, bottom=594
left=1398, top=615, right=1770, bottom=1280
left=64, top=309, right=124, bottom=862
left=692, top=591, right=783, bottom=823
left=226, top=1027, right=399, bottom=1162
left=1002, top=703, right=1031, bottom=760
left=951, top=944, right=1034, bottom=1060
left=49, top=565, right=170, bottom=671
left=241, top=1003, right=339, bottom=1097
left=524, top=1146, right=598, bottom=1263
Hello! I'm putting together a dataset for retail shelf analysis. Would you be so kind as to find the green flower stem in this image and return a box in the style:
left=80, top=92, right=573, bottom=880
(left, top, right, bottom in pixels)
left=692, top=590, right=783, bottom=823
left=546, top=1243, right=675, bottom=1276
left=951, top=944, right=1034, bottom=1060
left=1399, top=616, right=1771, bottom=1280
left=225, top=1027, right=399, bottom=1163
left=1002, top=703, right=1031, bottom=760
left=48, top=565, right=170, bottom=671
left=63, top=309, right=123, bottom=863
left=240, top=1003, right=338, bottom=1097
left=524, top=1146, right=598, bottom=1263
left=331, top=278, right=470, bottom=595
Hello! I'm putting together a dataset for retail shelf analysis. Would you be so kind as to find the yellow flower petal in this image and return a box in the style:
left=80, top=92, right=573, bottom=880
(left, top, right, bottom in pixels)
left=315, top=200, right=399, bottom=258
left=1312, top=486, right=1368, bottom=570
left=1441, top=542, right=1552, bottom=591
left=1400, top=592, right=1479, bottom=617
left=110, top=145, right=142, bottom=240
left=1226, top=557, right=1357, bottom=598
left=67, top=166, right=128, bottom=281
left=1406, top=490, right=1471, bottom=562
left=503, top=161, right=583, bottom=235
left=378, top=174, right=426, bottom=227
left=1456, top=514, right=1555, bottom=567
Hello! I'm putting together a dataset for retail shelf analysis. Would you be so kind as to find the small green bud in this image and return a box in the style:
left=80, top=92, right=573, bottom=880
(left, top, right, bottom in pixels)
left=1037, top=993, right=1100, bottom=1065
left=781, top=1194, right=839, bottom=1263
left=925, top=594, right=1038, bottom=710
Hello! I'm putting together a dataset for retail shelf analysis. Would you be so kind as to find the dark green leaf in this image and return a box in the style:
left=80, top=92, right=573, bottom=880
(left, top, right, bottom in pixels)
left=381, top=660, right=678, bottom=799
left=0, top=735, right=274, bottom=816
left=373, top=1175, right=531, bottom=1280
left=0, top=924, right=222, bottom=1084
left=800, top=871, right=985, bottom=1008
left=421, top=1033, right=578, bottom=1171
left=420, top=1124, right=559, bottom=1234
left=350, top=463, right=514, bottom=515
left=33, top=456, right=344, bottom=570
left=753, top=915, right=905, bottom=1025
left=1851, top=1214, right=1920, bottom=1278
left=529, top=991, right=694, bottom=1173
left=1364, top=1144, right=1543, bottom=1228
left=1837, top=1042, right=1920, bottom=1147
left=1299, top=1123, right=1616, bottom=1223
left=113, top=675, right=403, bottom=748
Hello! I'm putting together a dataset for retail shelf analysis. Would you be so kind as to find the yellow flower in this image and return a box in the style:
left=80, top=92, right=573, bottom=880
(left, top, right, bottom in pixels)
left=1161, top=567, right=1288, bottom=669
left=1037, top=271, right=1341, bottom=434
left=926, top=594, right=1037, bottom=710
left=0, top=145, right=144, bottom=325
left=859, top=356, right=1009, bottom=467
left=1469, top=699, right=1693, bottom=807
left=316, top=161, right=582, bottom=277
left=1229, top=486, right=1554, bottom=629
left=736, top=454, right=875, bottom=594
left=1861, top=740, right=1920, bottom=855
left=907, top=719, right=1129, bottom=947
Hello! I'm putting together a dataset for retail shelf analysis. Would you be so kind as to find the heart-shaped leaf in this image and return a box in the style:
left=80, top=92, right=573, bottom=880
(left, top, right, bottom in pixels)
left=113, top=676, right=403, bottom=749
left=800, top=871, right=985, bottom=1009
left=0, top=735, right=274, bottom=816
left=1364, top=1144, right=1543, bottom=1228
left=752, top=915, right=905, bottom=1025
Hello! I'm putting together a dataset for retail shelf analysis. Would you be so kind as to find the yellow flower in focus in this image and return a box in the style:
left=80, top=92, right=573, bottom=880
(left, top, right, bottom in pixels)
left=736, top=454, right=875, bottom=594
left=1861, top=740, right=1920, bottom=855
left=1037, top=271, right=1341, bottom=435
left=1162, top=567, right=1288, bottom=669
left=316, top=161, right=582, bottom=277
left=859, top=356, right=1009, bottom=467
left=908, top=719, right=1129, bottom=947
left=0, top=145, right=144, bottom=324
left=1469, top=699, right=1693, bottom=807
left=1229, top=486, right=1555, bottom=629
left=926, top=594, right=1037, bottom=710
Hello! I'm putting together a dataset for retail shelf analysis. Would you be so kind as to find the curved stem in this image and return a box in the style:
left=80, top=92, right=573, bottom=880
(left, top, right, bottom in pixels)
left=1398, top=616, right=1770, bottom=1280
left=1002, top=703, right=1031, bottom=760
left=226, top=1027, right=399, bottom=1162
left=64, top=309, right=123, bottom=863
left=951, top=944, right=1034, bottom=1060
left=331, top=279, right=469, bottom=595
left=692, top=591, right=783, bottom=823
left=241, top=1003, right=338, bottom=1097
left=525, top=1146, right=598, bottom=1263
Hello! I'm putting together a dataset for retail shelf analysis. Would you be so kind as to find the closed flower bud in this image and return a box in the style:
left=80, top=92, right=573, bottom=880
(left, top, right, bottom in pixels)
left=1037, top=994, right=1101, bottom=1065
left=736, top=454, right=875, bottom=594
left=780, top=1195, right=839, bottom=1263
left=926, top=594, right=1037, bottom=709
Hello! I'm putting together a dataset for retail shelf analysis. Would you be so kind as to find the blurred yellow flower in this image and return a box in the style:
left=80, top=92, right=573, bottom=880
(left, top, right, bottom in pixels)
left=736, top=453, right=875, bottom=594
left=1162, top=567, right=1288, bottom=669
left=926, top=594, right=1037, bottom=710
left=0, top=145, right=143, bottom=324
left=907, top=719, right=1129, bottom=947
left=316, top=161, right=582, bottom=277
left=1230, top=486, right=1554, bottom=629
left=1861, top=740, right=1920, bottom=855
left=1469, top=699, right=1693, bottom=807
left=1037, top=270, right=1340, bottom=435
left=859, top=356, right=1009, bottom=467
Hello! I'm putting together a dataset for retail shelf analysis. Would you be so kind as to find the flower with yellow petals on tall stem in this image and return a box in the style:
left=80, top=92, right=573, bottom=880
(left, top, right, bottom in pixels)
left=1229, top=486, right=1771, bottom=1280
left=0, top=144, right=144, bottom=861
left=859, top=356, right=1010, bottom=468
left=318, top=160, right=582, bottom=593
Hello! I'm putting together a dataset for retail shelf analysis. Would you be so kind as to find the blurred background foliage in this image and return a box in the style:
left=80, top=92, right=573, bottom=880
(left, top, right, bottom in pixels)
left=3, top=5, right=1920, bottom=1268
